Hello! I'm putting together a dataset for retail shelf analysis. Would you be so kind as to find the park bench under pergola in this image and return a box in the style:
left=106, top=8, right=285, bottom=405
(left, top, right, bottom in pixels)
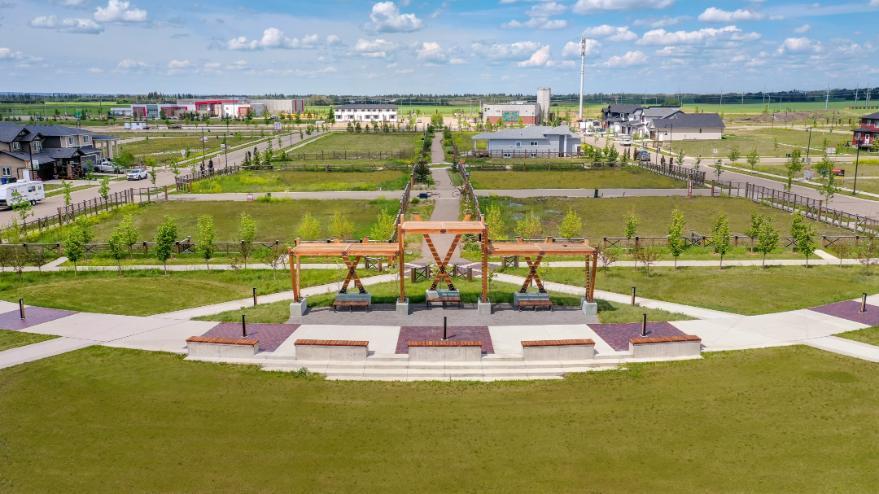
left=489, top=237, right=598, bottom=309
left=397, top=219, right=489, bottom=303
left=289, top=239, right=399, bottom=310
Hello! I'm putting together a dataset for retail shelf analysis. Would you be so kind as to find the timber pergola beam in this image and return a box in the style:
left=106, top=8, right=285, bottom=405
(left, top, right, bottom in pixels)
left=397, top=220, right=489, bottom=303
left=489, top=237, right=598, bottom=302
left=289, top=239, right=399, bottom=303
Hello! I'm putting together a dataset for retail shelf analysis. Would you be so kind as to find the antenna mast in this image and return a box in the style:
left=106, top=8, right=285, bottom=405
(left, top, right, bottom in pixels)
left=578, top=36, right=586, bottom=121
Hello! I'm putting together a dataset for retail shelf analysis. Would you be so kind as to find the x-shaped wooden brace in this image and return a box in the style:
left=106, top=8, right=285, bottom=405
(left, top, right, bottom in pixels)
left=424, top=234, right=462, bottom=290
left=340, top=256, right=366, bottom=294
left=519, top=256, right=546, bottom=293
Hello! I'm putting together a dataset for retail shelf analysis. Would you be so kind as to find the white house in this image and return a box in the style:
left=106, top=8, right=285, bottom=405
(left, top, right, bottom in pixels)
left=649, top=113, right=725, bottom=141
left=334, top=104, right=397, bottom=122
left=472, top=126, right=580, bottom=157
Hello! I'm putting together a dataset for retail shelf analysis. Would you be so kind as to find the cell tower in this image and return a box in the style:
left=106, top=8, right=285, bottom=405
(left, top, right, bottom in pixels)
left=578, top=36, right=586, bottom=121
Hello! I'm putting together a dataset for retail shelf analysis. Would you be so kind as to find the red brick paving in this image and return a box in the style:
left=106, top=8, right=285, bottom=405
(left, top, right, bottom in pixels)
left=203, top=323, right=299, bottom=352
left=397, top=326, right=492, bottom=354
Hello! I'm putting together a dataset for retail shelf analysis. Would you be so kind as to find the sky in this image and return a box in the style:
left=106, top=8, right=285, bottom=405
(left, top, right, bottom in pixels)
left=1, top=0, right=878, bottom=95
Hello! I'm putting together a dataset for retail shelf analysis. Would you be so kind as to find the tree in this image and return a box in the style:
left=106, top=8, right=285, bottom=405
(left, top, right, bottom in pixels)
left=154, top=216, right=178, bottom=274
left=791, top=212, right=816, bottom=265
left=711, top=214, right=731, bottom=268
left=515, top=210, right=542, bottom=239
left=558, top=209, right=583, bottom=239
left=326, top=106, right=335, bottom=123
left=329, top=211, right=354, bottom=240
left=484, top=203, right=507, bottom=240
left=107, top=228, right=127, bottom=273
left=784, top=148, right=803, bottom=191
left=10, top=190, right=32, bottom=228
left=624, top=212, right=638, bottom=242
left=99, top=176, right=110, bottom=201
left=667, top=209, right=686, bottom=268
left=814, top=153, right=834, bottom=178
left=61, top=180, right=73, bottom=207
left=65, top=224, right=86, bottom=274
left=713, top=159, right=723, bottom=181
left=369, top=209, right=397, bottom=241
left=746, top=148, right=759, bottom=170
left=296, top=212, right=322, bottom=239
left=755, top=218, right=779, bottom=267
left=196, top=215, right=215, bottom=269
left=728, top=146, right=741, bottom=164
left=118, top=214, right=138, bottom=255
left=237, top=212, right=256, bottom=268
left=820, top=171, right=838, bottom=205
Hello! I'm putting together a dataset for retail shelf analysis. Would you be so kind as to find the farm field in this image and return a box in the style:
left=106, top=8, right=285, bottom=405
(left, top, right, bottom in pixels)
left=197, top=278, right=688, bottom=324
left=478, top=196, right=848, bottom=240
left=668, top=127, right=855, bottom=158
left=292, top=132, right=422, bottom=157
left=33, top=199, right=399, bottom=244
left=1, top=345, right=877, bottom=492
left=0, top=330, right=57, bottom=351
left=469, top=167, right=685, bottom=189
left=189, top=170, right=409, bottom=193
left=0, top=270, right=341, bottom=316
left=536, top=265, right=879, bottom=315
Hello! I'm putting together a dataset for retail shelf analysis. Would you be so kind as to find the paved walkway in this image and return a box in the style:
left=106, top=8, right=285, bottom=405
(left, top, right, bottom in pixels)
left=805, top=336, right=879, bottom=362
left=412, top=135, right=464, bottom=265
left=171, top=190, right=402, bottom=202
left=0, top=337, right=93, bottom=370
left=476, top=188, right=712, bottom=198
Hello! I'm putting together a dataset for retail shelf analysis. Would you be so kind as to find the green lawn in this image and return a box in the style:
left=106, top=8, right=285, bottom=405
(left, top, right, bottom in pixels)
left=120, top=134, right=260, bottom=158
left=198, top=278, right=688, bottom=324
left=292, top=132, right=421, bottom=157
left=189, top=170, right=409, bottom=193
left=479, top=196, right=847, bottom=239
left=537, top=265, right=879, bottom=315
left=1, top=345, right=877, bottom=491
left=0, top=270, right=341, bottom=316
left=669, top=128, right=854, bottom=158
left=0, top=330, right=57, bottom=351
left=470, top=168, right=685, bottom=189
left=34, top=199, right=399, bottom=244
left=837, top=326, right=879, bottom=346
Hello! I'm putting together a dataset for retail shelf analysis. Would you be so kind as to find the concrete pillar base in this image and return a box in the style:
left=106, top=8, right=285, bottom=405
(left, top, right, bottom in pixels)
left=396, top=299, right=410, bottom=315
left=289, top=298, right=308, bottom=321
left=581, top=300, right=598, bottom=316
left=477, top=301, right=492, bottom=315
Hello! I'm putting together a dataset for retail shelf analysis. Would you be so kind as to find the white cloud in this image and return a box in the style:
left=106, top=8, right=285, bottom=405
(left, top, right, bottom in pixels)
left=634, top=16, right=686, bottom=28
left=416, top=41, right=446, bottom=63
left=604, top=50, right=647, bottom=67
left=326, top=34, right=341, bottom=45
left=517, top=45, right=551, bottom=67
left=94, top=0, right=147, bottom=23
left=562, top=38, right=600, bottom=57
left=504, top=17, right=567, bottom=29
left=369, top=1, right=422, bottom=32
left=638, top=25, right=758, bottom=45
left=167, top=59, right=191, bottom=70
left=777, top=37, right=822, bottom=54
left=794, top=24, right=810, bottom=33
left=62, top=0, right=87, bottom=5
left=354, top=38, right=396, bottom=58
left=0, top=47, right=23, bottom=60
left=471, top=41, right=541, bottom=60
left=227, top=28, right=321, bottom=50
left=583, top=24, right=637, bottom=41
left=30, top=15, right=104, bottom=34
left=116, top=58, right=148, bottom=71
left=528, top=1, right=567, bottom=17
left=573, top=0, right=672, bottom=14
left=698, top=7, right=764, bottom=22
left=872, top=0, right=879, bottom=6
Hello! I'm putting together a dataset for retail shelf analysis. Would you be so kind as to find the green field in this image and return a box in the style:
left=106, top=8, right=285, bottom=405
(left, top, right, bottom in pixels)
left=538, top=265, right=879, bottom=315
left=1, top=345, right=877, bottom=491
left=669, top=127, right=855, bottom=159
left=838, top=326, right=879, bottom=346
left=119, top=134, right=262, bottom=159
left=0, top=330, right=57, bottom=351
left=479, top=196, right=847, bottom=240
left=190, top=170, right=409, bottom=193
left=292, top=132, right=422, bottom=157
left=0, top=270, right=341, bottom=316
left=469, top=167, right=684, bottom=189
left=35, top=199, right=399, bottom=244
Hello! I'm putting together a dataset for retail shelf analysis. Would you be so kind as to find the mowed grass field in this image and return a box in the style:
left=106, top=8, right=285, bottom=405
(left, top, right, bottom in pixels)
left=0, top=330, right=56, bottom=351
left=538, top=265, right=879, bottom=315
left=35, top=199, right=399, bottom=243
left=838, top=326, right=879, bottom=346
left=0, top=270, right=342, bottom=316
left=469, top=167, right=684, bottom=189
left=189, top=170, right=409, bottom=193
left=292, top=132, right=422, bottom=157
left=119, top=134, right=261, bottom=158
left=669, top=127, right=855, bottom=158
left=1, top=345, right=877, bottom=492
left=479, top=196, right=847, bottom=239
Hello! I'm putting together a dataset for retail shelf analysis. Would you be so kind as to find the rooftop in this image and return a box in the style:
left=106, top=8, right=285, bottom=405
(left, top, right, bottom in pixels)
left=473, top=125, right=579, bottom=140
left=652, top=113, right=725, bottom=129
left=336, top=104, right=397, bottom=110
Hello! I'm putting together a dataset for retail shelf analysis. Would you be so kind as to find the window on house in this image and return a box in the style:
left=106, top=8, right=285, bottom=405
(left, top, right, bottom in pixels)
left=83, top=135, right=91, bottom=144
left=11, top=142, right=20, bottom=151
left=1, top=167, right=11, bottom=176
left=530, top=141, right=538, bottom=146
left=516, top=142, right=521, bottom=147
left=67, top=136, right=74, bottom=146
left=31, top=141, right=41, bottom=153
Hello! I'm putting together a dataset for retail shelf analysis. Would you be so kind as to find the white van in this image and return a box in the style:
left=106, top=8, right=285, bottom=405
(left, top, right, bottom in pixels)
left=0, top=181, right=46, bottom=208
left=618, top=135, right=633, bottom=146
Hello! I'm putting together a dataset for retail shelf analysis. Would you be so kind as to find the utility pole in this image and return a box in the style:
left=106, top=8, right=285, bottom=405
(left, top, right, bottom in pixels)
left=825, top=87, right=830, bottom=110
left=853, top=143, right=861, bottom=195
left=578, top=36, right=586, bottom=122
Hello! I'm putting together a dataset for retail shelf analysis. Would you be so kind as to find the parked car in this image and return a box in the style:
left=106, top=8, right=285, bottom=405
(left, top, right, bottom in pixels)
left=618, top=135, right=633, bottom=146
left=636, top=150, right=651, bottom=163
left=94, top=160, right=121, bottom=173
left=127, top=168, right=148, bottom=181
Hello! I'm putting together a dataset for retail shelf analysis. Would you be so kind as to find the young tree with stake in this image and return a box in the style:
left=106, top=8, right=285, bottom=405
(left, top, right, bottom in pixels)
left=711, top=214, right=731, bottom=267
left=667, top=209, right=686, bottom=268
left=559, top=209, right=583, bottom=239
left=237, top=212, right=256, bottom=268
left=296, top=212, right=322, bottom=240
left=791, top=212, right=817, bottom=266
left=154, top=216, right=178, bottom=274
left=755, top=218, right=779, bottom=267
left=196, top=215, right=216, bottom=269
left=746, top=149, right=759, bottom=170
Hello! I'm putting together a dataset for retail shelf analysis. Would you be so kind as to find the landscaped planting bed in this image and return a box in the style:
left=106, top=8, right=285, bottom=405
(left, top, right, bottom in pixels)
left=189, top=169, right=409, bottom=193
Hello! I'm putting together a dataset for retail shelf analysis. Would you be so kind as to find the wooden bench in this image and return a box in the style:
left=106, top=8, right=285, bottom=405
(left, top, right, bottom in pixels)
left=333, top=292, right=371, bottom=312
left=517, top=292, right=552, bottom=311
left=426, top=289, right=462, bottom=308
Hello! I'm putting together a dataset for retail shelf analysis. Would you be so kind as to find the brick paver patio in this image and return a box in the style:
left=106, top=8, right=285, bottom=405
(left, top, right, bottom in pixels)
left=396, top=326, right=493, bottom=354
left=810, top=300, right=879, bottom=326
left=203, top=323, right=299, bottom=352
left=0, top=307, right=75, bottom=331
left=588, top=322, right=686, bottom=351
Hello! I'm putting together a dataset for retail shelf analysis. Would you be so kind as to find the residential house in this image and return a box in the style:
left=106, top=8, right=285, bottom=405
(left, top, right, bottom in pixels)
left=649, top=113, right=725, bottom=141
left=601, top=104, right=642, bottom=134
left=0, top=123, right=117, bottom=180
left=472, top=126, right=580, bottom=157
left=630, top=107, right=683, bottom=137
left=852, top=112, right=879, bottom=148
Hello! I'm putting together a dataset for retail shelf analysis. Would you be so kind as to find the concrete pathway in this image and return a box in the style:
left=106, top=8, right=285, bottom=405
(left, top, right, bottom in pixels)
left=431, top=131, right=448, bottom=164
left=476, top=188, right=712, bottom=198
left=171, top=190, right=402, bottom=202
left=0, top=337, right=93, bottom=370
left=805, top=336, right=879, bottom=362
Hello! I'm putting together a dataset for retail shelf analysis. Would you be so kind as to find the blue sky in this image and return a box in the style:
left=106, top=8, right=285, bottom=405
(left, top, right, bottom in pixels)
left=1, top=0, right=878, bottom=95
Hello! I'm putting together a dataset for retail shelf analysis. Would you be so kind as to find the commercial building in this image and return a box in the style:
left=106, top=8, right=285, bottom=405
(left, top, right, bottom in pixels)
left=649, top=113, right=725, bottom=141
left=0, top=123, right=117, bottom=180
left=852, top=112, right=879, bottom=148
left=333, top=104, right=397, bottom=122
left=481, top=102, right=539, bottom=125
left=472, top=125, right=580, bottom=157
left=252, top=98, right=306, bottom=115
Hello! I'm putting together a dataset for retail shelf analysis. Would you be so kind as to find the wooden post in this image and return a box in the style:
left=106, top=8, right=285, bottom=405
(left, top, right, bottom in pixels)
left=481, top=225, right=489, bottom=303
left=289, top=248, right=299, bottom=302
left=588, top=253, right=598, bottom=302
left=398, top=224, right=406, bottom=302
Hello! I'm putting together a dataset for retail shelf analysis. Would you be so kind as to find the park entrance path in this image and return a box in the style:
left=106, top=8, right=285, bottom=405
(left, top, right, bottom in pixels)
left=413, top=133, right=464, bottom=265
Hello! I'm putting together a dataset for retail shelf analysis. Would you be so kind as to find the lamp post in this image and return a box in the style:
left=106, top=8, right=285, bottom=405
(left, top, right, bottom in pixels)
left=200, top=127, right=206, bottom=167
left=805, top=126, right=813, bottom=166
left=853, top=140, right=861, bottom=195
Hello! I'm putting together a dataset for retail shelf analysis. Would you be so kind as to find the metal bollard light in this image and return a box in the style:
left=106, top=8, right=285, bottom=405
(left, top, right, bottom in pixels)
left=641, top=313, right=648, bottom=337
left=19, top=298, right=25, bottom=320
left=241, top=314, right=247, bottom=337
left=861, top=293, right=868, bottom=313
left=252, top=287, right=258, bottom=307
left=443, top=316, right=448, bottom=341
left=631, top=287, right=637, bottom=306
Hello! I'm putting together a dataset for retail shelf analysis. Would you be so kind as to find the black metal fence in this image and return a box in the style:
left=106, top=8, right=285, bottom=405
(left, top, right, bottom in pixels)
left=636, top=161, right=706, bottom=185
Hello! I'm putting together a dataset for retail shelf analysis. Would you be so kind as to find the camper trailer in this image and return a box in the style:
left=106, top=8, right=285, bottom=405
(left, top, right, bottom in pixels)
left=0, top=181, right=45, bottom=208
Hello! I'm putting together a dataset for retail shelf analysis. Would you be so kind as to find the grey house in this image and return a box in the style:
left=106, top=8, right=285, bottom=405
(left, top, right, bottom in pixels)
left=472, top=126, right=581, bottom=157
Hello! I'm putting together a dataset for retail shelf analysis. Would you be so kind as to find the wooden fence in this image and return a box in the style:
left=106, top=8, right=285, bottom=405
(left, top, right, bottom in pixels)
left=636, top=160, right=706, bottom=185
left=175, top=165, right=241, bottom=192
left=741, top=183, right=879, bottom=234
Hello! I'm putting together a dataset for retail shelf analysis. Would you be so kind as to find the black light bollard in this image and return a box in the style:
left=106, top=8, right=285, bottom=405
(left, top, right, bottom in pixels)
left=641, top=313, right=648, bottom=337
left=19, top=298, right=25, bottom=320
left=252, top=287, right=258, bottom=307
left=241, top=314, right=247, bottom=337
left=861, top=293, right=868, bottom=313
left=631, top=287, right=637, bottom=306
left=443, top=316, right=448, bottom=341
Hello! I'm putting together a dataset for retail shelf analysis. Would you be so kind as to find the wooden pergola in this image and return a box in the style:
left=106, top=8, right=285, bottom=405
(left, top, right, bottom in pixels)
left=397, top=220, right=489, bottom=303
left=288, top=239, right=399, bottom=302
left=489, top=238, right=598, bottom=302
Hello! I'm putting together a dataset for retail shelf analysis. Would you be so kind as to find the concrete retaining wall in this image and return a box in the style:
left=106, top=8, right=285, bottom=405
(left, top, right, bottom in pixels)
left=187, top=340, right=258, bottom=359
left=523, top=343, right=595, bottom=361
left=630, top=336, right=701, bottom=358
left=408, top=343, right=482, bottom=361
left=295, top=341, right=368, bottom=361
